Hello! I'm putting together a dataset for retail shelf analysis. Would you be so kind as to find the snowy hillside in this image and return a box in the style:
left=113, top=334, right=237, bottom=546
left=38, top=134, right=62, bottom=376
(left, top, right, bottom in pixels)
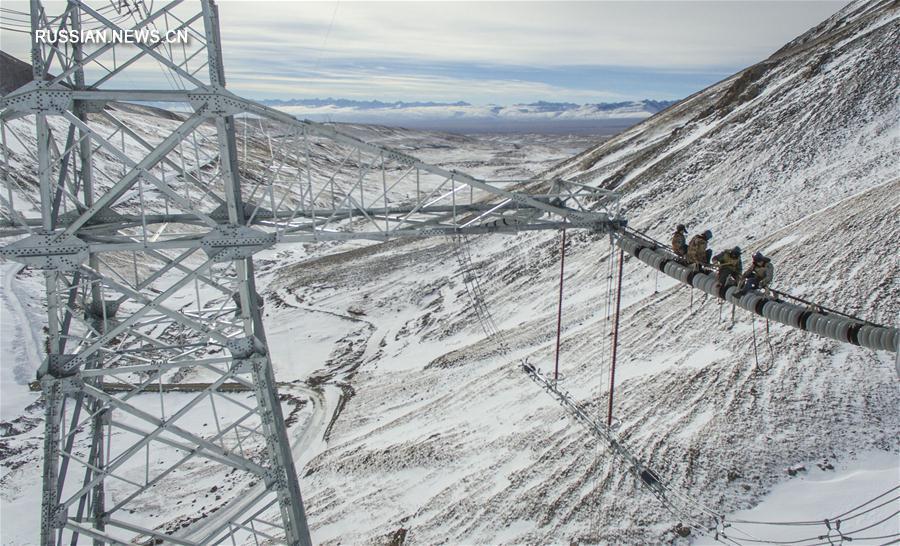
left=268, top=1, right=899, bottom=543
left=1, top=0, right=898, bottom=544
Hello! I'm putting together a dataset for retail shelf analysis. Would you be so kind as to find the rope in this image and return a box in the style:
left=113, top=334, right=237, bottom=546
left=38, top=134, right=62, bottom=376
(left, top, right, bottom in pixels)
left=553, top=229, right=566, bottom=382
left=605, top=235, right=616, bottom=322
left=763, top=319, right=775, bottom=363
left=751, top=315, right=773, bottom=373
left=607, top=245, right=624, bottom=427
left=587, top=238, right=618, bottom=537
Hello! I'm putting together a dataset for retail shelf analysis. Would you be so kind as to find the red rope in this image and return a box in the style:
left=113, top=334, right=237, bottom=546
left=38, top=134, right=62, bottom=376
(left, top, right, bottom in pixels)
left=554, top=229, right=566, bottom=382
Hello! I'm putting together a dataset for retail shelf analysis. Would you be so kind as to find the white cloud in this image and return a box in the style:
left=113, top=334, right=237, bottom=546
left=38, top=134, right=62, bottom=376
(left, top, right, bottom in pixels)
left=225, top=66, right=628, bottom=103
left=0, top=1, right=850, bottom=102
left=215, top=1, right=849, bottom=69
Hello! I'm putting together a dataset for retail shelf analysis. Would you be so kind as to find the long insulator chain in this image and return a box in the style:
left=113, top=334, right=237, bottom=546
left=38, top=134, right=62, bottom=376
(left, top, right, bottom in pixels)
left=452, top=234, right=493, bottom=337
left=451, top=234, right=508, bottom=354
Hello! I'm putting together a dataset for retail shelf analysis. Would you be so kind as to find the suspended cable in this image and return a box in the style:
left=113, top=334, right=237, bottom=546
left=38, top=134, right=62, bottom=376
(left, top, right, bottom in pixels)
left=750, top=314, right=773, bottom=373
left=834, top=485, right=900, bottom=519
left=606, top=244, right=624, bottom=427
left=729, top=486, right=900, bottom=526
left=554, top=228, right=566, bottom=382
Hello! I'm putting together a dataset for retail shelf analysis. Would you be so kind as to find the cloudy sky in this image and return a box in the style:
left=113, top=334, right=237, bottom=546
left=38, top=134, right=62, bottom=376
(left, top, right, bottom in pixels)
left=2, top=1, right=849, bottom=104
left=216, top=1, right=848, bottom=103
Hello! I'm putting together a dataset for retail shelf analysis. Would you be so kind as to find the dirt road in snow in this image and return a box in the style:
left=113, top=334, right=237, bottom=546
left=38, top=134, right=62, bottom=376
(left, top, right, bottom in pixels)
left=0, top=262, right=43, bottom=420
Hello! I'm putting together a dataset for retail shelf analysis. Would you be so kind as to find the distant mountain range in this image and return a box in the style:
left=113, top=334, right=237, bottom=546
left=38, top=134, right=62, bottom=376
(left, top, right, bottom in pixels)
left=261, top=98, right=678, bottom=122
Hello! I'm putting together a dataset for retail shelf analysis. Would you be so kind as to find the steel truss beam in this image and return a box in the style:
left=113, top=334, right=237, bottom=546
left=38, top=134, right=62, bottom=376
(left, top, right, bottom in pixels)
left=0, top=1, right=622, bottom=545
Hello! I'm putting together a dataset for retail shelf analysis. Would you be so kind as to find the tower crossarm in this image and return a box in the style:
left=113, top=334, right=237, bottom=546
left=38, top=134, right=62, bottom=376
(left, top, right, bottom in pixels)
left=2, top=85, right=621, bottom=246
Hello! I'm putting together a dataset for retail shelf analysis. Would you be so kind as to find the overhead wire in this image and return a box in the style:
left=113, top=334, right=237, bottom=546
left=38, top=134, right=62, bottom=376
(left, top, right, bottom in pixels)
left=840, top=510, right=900, bottom=535
left=124, top=0, right=185, bottom=91
left=728, top=486, right=900, bottom=527
left=834, top=485, right=900, bottom=519
left=588, top=236, right=616, bottom=540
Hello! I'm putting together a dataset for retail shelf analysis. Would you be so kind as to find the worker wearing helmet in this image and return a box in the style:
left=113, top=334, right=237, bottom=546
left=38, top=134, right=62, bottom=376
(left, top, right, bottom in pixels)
left=671, top=224, right=688, bottom=259
left=713, top=246, right=743, bottom=286
left=687, top=229, right=713, bottom=271
left=740, top=252, right=775, bottom=296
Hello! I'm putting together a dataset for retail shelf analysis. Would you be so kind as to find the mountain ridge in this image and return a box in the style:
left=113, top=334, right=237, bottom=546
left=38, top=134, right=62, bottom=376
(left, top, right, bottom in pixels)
left=261, top=97, right=679, bottom=123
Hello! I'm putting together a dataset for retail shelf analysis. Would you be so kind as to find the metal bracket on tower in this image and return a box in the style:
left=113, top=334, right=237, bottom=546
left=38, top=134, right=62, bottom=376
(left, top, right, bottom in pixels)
left=57, top=207, right=126, bottom=228
left=0, top=82, right=73, bottom=116
left=200, top=224, right=276, bottom=262
left=227, top=336, right=268, bottom=359
left=211, top=202, right=273, bottom=222
left=264, top=466, right=288, bottom=490
left=188, top=88, right=248, bottom=116
left=41, top=354, right=84, bottom=379
left=0, top=231, right=89, bottom=270
left=48, top=505, right=68, bottom=528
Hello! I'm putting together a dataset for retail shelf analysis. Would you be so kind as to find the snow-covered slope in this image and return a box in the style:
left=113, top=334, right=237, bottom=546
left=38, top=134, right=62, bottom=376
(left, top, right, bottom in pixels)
left=273, top=1, right=899, bottom=543
left=543, top=0, right=899, bottom=319
left=1, top=1, right=898, bottom=544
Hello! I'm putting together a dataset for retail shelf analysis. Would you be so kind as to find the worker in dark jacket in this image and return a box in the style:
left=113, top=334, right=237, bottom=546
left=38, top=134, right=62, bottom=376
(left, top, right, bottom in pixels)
left=687, top=230, right=712, bottom=270
left=713, top=246, right=743, bottom=286
left=741, top=252, right=775, bottom=295
left=672, top=224, right=688, bottom=259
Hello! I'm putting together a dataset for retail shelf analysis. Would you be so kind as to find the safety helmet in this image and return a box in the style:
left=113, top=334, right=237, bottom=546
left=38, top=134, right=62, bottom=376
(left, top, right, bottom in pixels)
left=676, top=224, right=686, bottom=232
left=703, top=230, right=712, bottom=239
left=753, top=252, right=765, bottom=262
left=732, top=246, right=742, bottom=254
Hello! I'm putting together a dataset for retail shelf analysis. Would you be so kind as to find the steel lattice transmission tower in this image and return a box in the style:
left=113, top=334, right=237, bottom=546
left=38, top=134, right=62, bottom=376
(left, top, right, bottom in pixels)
left=0, top=1, right=621, bottom=544
left=2, top=1, right=312, bottom=543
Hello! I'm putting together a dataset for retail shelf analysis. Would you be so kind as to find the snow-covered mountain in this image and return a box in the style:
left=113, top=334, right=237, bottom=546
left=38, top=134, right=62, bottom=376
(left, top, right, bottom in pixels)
left=1, top=0, right=898, bottom=544
left=263, top=98, right=676, bottom=120
left=270, top=1, right=898, bottom=543
left=262, top=98, right=678, bottom=134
